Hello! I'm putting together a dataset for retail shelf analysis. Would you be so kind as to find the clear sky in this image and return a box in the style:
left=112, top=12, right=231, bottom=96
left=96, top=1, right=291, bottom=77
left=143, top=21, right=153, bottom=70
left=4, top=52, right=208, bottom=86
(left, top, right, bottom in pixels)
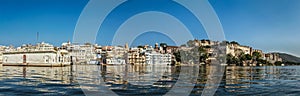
left=0, top=0, right=300, bottom=57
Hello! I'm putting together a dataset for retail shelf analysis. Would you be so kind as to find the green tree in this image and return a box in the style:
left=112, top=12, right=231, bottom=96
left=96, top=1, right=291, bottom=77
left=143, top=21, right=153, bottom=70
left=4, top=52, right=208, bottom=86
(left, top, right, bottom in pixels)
left=187, top=40, right=194, bottom=47
left=252, top=52, right=262, bottom=61
left=84, top=42, right=92, bottom=45
left=226, top=54, right=240, bottom=64
left=240, top=54, right=252, bottom=60
left=137, top=45, right=144, bottom=49
left=199, top=46, right=208, bottom=63
left=226, top=54, right=234, bottom=64
left=160, top=43, right=168, bottom=47
left=257, top=59, right=267, bottom=64
left=230, top=41, right=239, bottom=45
left=173, top=51, right=181, bottom=62
left=274, top=61, right=282, bottom=66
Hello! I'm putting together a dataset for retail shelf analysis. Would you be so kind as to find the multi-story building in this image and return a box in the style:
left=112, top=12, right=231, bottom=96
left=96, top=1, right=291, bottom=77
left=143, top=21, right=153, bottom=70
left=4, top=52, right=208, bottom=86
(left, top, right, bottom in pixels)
left=65, top=43, right=96, bottom=63
left=226, top=43, right=237, bottom=56
left=0, top=45, right=6, bottom=64
left=265, top=53, right=282, bottom=63
left=226, top=42, right=255, bottom=57
left=127, top=48, right=146, bottom=65
left=199, top=39, right=218, bottom=46
left=127, top=46, right=173, bottom=65
left=2, top=42, right=70, bottom=66
left=187, top=39, right=218, bottom=47
left=166, top=46, right=179, bottom=54
left=145, top=51, right=172, bottom=65
left=103, top=46, right=126, bottom=65
left=237, top=45, right=252, bottom=55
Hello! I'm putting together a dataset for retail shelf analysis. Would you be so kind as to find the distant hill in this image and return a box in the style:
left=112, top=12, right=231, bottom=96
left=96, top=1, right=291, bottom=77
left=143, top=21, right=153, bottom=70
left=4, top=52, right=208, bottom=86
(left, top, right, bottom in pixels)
left=275, top=53, right=300, bottom=63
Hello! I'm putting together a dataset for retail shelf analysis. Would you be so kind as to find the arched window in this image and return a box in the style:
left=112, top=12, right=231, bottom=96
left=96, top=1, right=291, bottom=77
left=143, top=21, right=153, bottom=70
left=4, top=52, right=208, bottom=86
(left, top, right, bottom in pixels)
left=43, top=55, right=51, bottom=63
left=3, top=56, right=8, bottom=63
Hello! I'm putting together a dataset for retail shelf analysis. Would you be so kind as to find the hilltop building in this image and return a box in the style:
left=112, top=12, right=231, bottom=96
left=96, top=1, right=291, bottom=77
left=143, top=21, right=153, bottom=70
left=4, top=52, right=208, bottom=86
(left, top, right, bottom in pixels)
left=185, top=39, right=283, bottom=64
left=265, top=53, right=282, bottom=64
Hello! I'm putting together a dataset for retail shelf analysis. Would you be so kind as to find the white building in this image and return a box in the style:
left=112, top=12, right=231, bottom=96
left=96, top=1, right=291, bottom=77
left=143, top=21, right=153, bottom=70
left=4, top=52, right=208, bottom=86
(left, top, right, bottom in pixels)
left=127, top=48, right=146, bottom=65
left=143, top=47, right=172, bottom=65
left=105, top=58, right=126, bottom=65
left=265, top=53, right=282, bottom=64
left=2, top=42, right=70, bottom=66
left=237, top=45, right=252, bottom=55
left=0, top=51, right=2, bottom=64
left=0, top=46, right=4, bottom=64
left=145, top=52, right=172, bottom=65
left=65, top=43, right=96, bottom=64
left=104, top=46, right=126, bottom=65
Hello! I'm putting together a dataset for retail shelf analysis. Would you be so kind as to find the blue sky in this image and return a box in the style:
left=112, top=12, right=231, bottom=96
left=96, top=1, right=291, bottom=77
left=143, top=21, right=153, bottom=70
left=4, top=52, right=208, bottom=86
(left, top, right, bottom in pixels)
left=0, top=0, right=300, bottom=56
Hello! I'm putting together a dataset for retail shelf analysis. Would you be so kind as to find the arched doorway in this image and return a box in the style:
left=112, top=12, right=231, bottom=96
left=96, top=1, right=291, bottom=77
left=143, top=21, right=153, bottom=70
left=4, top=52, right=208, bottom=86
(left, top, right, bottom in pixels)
left=23, top=55, right=26, bottom=63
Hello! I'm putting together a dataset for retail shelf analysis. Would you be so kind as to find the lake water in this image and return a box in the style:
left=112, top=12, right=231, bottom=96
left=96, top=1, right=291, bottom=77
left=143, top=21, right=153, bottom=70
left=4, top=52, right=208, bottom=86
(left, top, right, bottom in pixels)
left=0, top=65, right=299, bottom=96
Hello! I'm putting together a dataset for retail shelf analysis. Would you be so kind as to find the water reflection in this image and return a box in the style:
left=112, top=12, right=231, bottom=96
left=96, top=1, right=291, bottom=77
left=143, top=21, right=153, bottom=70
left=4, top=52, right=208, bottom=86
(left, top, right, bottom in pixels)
left=0, top=65, right=299, bottom=95
left=0, top=66, right=83, bottom=96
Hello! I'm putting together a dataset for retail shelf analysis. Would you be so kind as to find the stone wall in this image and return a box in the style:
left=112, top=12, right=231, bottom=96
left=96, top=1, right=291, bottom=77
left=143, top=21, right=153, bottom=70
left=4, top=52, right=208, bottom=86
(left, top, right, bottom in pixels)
left=3, top=52, right=57, bottom=64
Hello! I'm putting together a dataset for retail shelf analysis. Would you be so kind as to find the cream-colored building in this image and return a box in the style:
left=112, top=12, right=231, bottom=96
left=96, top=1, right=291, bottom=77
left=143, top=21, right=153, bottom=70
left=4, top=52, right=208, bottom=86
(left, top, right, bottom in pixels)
left=0, top=46, right=4, bottom=64
left=145, top=51, right=172, bottom=65
left=265, top=53, right=282, bottom=63
left=237, top=45, right=252, bottom=55
left=104, top=46, right=126, bottom=65
left=65, top=43, right=96, bottom=63
left=190, top=39, right=218, bottom=47
left=2, top=42, right=70, bottom=66
left=226, top=43, right=254, bottom=57
left=0, top=52, right=2, bottom=64
left=226, top=44, right=237, bottom=56
left=127, top=48, right=146, bottom=65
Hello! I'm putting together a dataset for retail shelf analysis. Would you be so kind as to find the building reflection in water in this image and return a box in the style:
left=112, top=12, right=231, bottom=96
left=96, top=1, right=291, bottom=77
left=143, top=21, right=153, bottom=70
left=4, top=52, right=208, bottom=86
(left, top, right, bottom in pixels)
left=74, top=64, right=300, bottom=95
left=0, top=66, right=72, bottom=84
left=74, top=64, right=189, bottom=95
left=1, top=65, right=299, bottom=95
left=0, top=66, right=75, bottom=95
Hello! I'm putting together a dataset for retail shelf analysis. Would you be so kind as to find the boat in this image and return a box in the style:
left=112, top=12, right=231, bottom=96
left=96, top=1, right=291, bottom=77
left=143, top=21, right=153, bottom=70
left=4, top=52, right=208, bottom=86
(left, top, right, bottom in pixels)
left=86, top=60, right=101, bottom=65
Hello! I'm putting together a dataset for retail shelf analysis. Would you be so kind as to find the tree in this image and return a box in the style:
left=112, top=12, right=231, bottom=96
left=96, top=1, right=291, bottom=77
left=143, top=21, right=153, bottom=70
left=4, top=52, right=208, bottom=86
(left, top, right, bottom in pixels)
left=226, top=54, right=240, bottom=64
left=274, top=61, right=282, bottom=66
left=230, top=41, right=239, bottom=45
left=187, top=40, right=194, bottom=47
left=84, top=42, right=92, bottom=45
left=226, top=54, right=234, bottom=64
left=199, top=53, right=208, bottom=63
left=173, top=51, right=181, bottom=62
left=180, top=44, right=187, bottom=47
left=137, top=45, right=144, bottom=49
left=245, top=54, right=252, bottom=60
left=252, top=52, right=262, bottom=61
left=199, top=46, right=208, bottom=63
left=240, top=54, right=252, bottom=61
left=160, top=43, right=168, bottom=47
left=257, top=59, right=268, bottom=64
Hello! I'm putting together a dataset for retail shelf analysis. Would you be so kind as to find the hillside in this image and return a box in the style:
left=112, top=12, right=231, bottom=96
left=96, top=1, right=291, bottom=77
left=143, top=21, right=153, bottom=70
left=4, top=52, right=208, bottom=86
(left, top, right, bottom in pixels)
left=275, top=53, right=300, bottom=63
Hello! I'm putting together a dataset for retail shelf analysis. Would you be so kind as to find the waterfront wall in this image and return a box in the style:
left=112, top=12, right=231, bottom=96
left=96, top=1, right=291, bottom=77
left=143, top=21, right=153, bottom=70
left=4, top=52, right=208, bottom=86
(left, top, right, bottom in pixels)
left=3, top=52, right=57, bottom=65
